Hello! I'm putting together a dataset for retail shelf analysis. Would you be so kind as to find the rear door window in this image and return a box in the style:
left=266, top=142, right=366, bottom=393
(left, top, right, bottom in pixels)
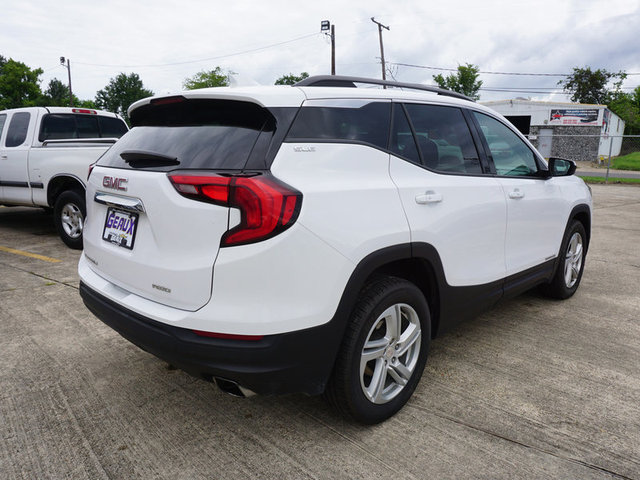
left=403, top=104, right=483, bottom=174
left=5, top=112, right=31, bottom=147
left=389, top=104, right=420, bottom=164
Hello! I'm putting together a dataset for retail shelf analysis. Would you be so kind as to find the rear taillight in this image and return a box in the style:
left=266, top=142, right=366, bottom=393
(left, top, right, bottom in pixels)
left=168, top=173, right=302, bottom=247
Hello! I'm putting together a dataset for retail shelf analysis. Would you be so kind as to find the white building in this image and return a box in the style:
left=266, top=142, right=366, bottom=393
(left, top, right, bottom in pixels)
left=482, top=99, right=625, bottom=161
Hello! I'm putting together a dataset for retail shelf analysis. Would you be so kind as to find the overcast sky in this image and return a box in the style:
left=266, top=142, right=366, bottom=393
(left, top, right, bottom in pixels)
left=1, top=0, right=639, bottom=103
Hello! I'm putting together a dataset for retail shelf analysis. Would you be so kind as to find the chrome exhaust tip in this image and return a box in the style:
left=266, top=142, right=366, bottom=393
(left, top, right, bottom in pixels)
left=214, top=377, right=256, bottom=398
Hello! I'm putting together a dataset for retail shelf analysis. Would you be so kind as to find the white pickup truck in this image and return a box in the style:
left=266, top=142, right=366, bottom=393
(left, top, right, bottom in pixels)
left=0, top=106, right=128, bottom=248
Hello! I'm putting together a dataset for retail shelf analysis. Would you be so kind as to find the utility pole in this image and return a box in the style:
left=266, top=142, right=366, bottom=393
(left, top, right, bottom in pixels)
left=371, top=17, right=390, bottom=84
left=60, top=56, right=73, bottom=107
left=321, top=20, right=336, bottom=75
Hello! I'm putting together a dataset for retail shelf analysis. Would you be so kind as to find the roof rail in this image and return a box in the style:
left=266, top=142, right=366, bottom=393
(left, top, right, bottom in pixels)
left=294, top=75, right=473, bottom=102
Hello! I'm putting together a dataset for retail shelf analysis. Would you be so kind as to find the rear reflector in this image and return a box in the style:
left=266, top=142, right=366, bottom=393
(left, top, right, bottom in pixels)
left=169, top=173, right=302, bottom=247
left=193, top=330, right=264, bottom=341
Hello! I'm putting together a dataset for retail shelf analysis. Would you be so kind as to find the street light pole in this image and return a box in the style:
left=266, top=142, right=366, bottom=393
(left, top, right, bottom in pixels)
left=321, top=20, right=336, bottom=75
left=371, top=17, right=390, bottom=84
left=331, top=24, right=336, bottom=75
left=60, top=56, right=73, bottom=107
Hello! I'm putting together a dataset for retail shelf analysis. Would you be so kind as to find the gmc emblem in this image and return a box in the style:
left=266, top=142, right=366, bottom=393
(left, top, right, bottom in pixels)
left=103, top=176, right=128, bottom=191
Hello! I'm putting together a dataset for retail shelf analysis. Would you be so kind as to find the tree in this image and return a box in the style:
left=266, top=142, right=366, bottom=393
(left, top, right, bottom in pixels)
left=38, top=78, right=81, bottom=107
left=0, top=57, right=43, bottom=109
left=95, top=73, right=153, bottom=124
left=607, top=90, right=640, bottom=135
left=274, top=72, right=309, bottom=86
left=183, top=67, right=230, bottom=90
left=558, top=67, right=626, bottom=105
left=433, top=63, right=482, bottom=101
left=77, top=99, right=97, bottom=109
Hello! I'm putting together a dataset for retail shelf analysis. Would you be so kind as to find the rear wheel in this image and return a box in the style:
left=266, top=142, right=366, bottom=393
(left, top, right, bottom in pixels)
left=325, top=276, right=430, bottom=424
left=54, top=190, right=86, bottom=250
left=540, top=220, right=586, bottom=299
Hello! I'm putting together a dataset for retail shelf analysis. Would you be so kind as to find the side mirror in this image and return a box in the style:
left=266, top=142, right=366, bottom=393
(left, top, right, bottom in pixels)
left=548, top=157, right=576, bottom=177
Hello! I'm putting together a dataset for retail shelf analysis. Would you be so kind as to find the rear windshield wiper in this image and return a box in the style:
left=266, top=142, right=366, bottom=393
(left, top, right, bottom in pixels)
left=120, top=150, right=180, bottom=168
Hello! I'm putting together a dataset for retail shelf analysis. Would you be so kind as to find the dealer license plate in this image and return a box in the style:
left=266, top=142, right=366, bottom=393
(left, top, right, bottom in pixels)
left=102, top=208, right=138, bottom=250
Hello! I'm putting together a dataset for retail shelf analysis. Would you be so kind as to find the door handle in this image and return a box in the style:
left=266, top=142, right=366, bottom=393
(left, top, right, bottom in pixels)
left=415, top=191, right=443, bottom=204
left=508, top=189, right=524, bottom=199
left=0, top=155, right=7, bottom=160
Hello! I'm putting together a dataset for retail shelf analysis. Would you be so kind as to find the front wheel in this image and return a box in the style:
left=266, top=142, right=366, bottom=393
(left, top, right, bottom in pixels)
left=540, top=220, right=587, bottom=299
left=54, top=190, right=86, bottom=250
left=324, top=276, right=431, bottom=424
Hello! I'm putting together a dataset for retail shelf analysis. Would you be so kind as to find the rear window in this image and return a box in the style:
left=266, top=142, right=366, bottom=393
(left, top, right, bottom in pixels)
left=286, top=100, right=390, bottom=150
left=98, top=99, right=274, bottom=171
left=39, top=113, right=127, bottom=141
left=98, top=116, right=128, bottom=138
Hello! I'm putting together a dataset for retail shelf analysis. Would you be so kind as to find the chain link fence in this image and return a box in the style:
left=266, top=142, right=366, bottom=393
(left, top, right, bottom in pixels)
left=526, top=133, right=640, bottom=181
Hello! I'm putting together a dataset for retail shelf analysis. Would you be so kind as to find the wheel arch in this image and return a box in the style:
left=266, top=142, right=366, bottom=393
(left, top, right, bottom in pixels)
left=334, top=244, right=444, bottom=341
left=569, top=204, right=591, bottom=253
left=47, top=174, right=85, bottom=207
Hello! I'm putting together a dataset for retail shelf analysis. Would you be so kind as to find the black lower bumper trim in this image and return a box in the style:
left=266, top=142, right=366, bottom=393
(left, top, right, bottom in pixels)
left=79, top=282, right=343, bottom=396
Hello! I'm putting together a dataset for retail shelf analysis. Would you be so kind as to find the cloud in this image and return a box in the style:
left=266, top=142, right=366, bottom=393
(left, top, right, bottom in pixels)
left=1, top=0, right=638, bottom=102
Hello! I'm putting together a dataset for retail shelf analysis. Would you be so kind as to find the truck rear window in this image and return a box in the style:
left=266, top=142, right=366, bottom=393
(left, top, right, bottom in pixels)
left=98, top=99, right=275, bottom=171
left=39, top=114, right=128, bottom=141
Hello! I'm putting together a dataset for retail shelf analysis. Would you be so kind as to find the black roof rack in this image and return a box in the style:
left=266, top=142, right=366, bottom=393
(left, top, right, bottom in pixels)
left=294, top=75, right=473, bottom=102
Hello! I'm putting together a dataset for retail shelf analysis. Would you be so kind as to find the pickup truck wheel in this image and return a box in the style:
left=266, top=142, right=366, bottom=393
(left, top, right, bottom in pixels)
left=54, top=190, right=86, bottom=250
left=324, top=276, right=431, bottom=424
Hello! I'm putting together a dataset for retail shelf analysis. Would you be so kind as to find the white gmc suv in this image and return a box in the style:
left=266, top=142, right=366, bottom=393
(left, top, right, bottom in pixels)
left=78, top=76, right=591, bottom=424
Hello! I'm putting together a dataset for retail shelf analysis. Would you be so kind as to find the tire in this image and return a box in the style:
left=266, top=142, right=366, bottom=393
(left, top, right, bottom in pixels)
left=324, top=276, right=431, bottom=424
left=54, top=190, right=86, bottom=250
left=540, top=220, right=587, bottom=299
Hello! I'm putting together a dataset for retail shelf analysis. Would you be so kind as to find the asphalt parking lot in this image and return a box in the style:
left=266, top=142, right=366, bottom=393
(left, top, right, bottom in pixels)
left=1, top=184, right=639, bottom=480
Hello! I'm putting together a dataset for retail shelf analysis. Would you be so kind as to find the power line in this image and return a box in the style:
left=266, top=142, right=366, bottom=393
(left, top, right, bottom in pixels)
left=74, top=32, right=320, bottom=68
left=390, top=62, right=640, bottom=77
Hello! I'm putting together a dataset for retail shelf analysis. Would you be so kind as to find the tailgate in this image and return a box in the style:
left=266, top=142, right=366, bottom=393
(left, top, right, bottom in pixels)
left=83, top=166, right=228, bottom=311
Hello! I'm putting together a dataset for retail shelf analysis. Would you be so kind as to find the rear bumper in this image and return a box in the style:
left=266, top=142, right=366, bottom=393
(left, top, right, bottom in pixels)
left=79, top=281, right=343, bottom=395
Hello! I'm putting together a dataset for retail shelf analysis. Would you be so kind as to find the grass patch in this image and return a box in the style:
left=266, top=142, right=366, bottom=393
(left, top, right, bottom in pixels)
left=611, top=152, right=640, bottom=171
left=581, top=176, right=640, bottom=185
